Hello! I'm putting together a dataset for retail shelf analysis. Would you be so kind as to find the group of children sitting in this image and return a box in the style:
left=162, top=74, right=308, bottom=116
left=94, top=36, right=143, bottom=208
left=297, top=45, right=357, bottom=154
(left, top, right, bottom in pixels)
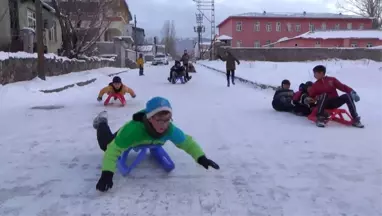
left=271, top=65, right=364, bottom=128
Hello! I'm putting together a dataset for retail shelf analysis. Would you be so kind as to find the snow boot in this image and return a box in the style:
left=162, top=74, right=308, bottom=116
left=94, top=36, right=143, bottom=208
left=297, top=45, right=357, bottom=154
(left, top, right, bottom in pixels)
left=93, top=111, right=108, bottom=129
left=352, top=116, right=364, bottom=128
left=315, top=116, right=326, bottom=127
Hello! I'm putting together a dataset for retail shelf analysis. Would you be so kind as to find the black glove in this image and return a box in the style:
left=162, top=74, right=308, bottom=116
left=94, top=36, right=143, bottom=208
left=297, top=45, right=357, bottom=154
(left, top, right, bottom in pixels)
left=96, top=171, right=114, bottom=192
left=197, top=155, right=220, bottom=170
left=132, top=95, right=136, bottom=98
left=97, top=96, right=102, bottom=101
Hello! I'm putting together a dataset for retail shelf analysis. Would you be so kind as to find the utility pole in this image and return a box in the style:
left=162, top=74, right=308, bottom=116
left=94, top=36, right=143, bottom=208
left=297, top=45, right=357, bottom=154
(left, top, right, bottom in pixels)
left=134, top=15, right=138, bottom=61
left=192, top=0, right=215, bottom=60
left=35, top=0, right=45, bottom=80
left=193, top=13, right=205, bottom=60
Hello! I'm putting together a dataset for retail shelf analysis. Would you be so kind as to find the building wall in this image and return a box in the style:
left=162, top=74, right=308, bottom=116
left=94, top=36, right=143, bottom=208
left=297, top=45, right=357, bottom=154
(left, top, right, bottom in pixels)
left=218, top=19, right=233, bottom=37
left=0, top=0, right=12, bottom=48
left=219, top=16, right=373, bottom=48
left=19, top=1, right=62, bottom=54
left=275, top=38, right=382, bottom=48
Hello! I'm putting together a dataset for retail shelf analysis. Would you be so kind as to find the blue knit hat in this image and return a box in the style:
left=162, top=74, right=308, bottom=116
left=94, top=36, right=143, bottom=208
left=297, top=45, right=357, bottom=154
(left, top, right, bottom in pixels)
left=145, top=97, right=172, bottom=118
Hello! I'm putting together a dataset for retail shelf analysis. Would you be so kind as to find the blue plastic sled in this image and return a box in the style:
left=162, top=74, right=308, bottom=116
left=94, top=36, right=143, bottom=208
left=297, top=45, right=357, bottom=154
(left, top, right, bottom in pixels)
left=116, top=144, right=175, bottom=176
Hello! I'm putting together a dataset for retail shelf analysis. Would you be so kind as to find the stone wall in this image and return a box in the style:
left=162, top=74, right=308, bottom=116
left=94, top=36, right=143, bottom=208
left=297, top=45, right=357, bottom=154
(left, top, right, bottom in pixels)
left=215, top=46, right=382, bottom=62
left=0, top=57, right=115, bottom=85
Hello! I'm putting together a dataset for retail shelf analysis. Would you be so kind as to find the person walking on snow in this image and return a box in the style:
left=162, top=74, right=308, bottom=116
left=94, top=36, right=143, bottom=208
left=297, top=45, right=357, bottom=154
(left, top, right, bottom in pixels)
left=180, top=50, right=192, bottom=81
left=308, top=65, right=363, bottom=128
left=93, top=97, right=220, bottom=192
left=217, top=50, right=240, bottom=87
left=136, top=53, right=144, bottom=76
left=97, top=76, right=136, bottom=102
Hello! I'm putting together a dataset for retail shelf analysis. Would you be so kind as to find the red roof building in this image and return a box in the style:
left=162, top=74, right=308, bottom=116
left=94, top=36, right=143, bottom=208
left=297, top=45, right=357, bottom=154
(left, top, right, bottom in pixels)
left=217, top=12, right=374, bottom=48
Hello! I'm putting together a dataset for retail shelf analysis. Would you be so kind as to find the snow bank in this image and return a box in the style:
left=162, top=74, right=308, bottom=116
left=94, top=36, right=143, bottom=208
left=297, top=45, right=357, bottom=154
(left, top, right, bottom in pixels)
left=0, top=51, right=115, bottom=62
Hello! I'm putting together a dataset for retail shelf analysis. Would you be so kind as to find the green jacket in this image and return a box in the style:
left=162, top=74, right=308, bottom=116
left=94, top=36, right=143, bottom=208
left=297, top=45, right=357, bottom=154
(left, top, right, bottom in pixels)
left=102, top=113, right=205, bottom=172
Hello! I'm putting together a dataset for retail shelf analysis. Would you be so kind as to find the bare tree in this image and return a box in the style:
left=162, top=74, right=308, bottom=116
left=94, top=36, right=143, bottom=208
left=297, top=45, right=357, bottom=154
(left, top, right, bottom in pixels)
left=337, top=0, right=381, bottom=28
left=50, top=0, right=112, bottom=58
left=160, top=20, right=177, bottom=57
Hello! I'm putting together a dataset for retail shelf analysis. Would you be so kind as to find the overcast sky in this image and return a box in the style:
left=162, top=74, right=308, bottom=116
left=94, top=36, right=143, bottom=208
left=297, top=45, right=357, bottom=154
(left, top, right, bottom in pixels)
left=127, top=0, right=339, bottom=38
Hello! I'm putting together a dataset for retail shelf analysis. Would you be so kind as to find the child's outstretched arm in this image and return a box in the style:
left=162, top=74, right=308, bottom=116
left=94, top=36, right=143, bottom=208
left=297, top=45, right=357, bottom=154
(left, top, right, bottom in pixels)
left=98, top=86, right=110, bottom=100
left=96, top=122, right=139, bottom=192
left=169, top=125, right=220, bottom=170
left=123, top=85, right=136, bottom=98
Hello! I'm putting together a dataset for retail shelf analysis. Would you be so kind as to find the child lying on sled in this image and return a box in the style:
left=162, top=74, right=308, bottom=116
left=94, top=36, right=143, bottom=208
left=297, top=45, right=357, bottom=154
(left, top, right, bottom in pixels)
left=292, top=81, right=315, bottom=116
left=97, top=76, right=136, bottom=102
left=93, top=97, right=220, bottom=192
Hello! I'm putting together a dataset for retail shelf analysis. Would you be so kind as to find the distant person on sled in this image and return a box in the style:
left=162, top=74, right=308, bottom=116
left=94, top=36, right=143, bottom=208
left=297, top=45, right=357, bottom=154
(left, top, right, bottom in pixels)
left=309, top=65, right=363, bottom=128
left=168, top=60, right=189, bottom=83
left=97, top=76, right=136, bottom=105
left=92, top=97, right=220, bottom=192
left=180, top=50, right=192, bottom=81
left=272, top=79, right=295, bottom=112
left=292, top=81, right=315, bottom=116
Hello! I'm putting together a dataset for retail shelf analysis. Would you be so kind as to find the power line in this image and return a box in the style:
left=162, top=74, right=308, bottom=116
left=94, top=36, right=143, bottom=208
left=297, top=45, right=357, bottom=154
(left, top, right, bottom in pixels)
left=192, top=0, right=215, bottom=59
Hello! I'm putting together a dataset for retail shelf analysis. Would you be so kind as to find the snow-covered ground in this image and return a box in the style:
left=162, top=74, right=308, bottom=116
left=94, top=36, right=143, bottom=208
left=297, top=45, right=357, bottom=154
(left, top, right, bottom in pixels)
left=200, top=59, right=382, bottom=119
left=0, top=63, right=381, bottom=216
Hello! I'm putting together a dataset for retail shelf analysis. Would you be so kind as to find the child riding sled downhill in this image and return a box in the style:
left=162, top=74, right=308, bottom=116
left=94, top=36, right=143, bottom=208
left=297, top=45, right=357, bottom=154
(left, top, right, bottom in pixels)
left=97, top=76, right=136, bottom=106
left=93, top=97, right=220, bottom=192
left=308, top=65, right=363, bottom=128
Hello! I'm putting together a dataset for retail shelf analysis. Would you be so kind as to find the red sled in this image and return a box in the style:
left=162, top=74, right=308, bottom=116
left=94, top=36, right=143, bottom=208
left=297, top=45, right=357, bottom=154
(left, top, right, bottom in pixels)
left=308, top=107, right=353, bottom=126
left=104, top=93, right=126, bottom=106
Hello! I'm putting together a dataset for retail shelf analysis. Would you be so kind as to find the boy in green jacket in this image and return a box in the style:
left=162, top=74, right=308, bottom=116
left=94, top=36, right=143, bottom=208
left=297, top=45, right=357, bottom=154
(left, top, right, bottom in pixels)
left=93, top=96, right=220, bottom=192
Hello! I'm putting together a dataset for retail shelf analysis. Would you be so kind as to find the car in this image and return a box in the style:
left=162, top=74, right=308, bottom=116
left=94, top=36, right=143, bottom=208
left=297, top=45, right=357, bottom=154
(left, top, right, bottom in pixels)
left=152, top=54, right=169, bottom=65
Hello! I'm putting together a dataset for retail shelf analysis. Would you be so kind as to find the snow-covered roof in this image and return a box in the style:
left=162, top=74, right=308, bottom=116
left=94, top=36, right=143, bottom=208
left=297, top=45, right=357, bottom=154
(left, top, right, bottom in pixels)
left=40, top=0, right=55, bottom=13
left=216, top=35, right=232, bottom=40
left=232, top=12, right=371, bottom=19
left=298, top=30, right=382, bottom=39
left=137, top=45, right=153, bottom=52
left=264, top=30, right=382, bottom=47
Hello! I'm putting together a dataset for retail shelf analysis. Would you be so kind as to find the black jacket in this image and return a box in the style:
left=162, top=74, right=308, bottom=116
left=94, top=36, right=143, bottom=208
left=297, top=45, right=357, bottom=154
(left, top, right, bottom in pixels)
left=272, top=87, right=294, bottom=111
left=171, top=65, right=185, bottom=73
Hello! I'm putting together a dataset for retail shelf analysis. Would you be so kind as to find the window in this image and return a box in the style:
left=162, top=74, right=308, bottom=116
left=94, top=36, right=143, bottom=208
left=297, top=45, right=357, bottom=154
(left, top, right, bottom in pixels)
left=236, top=40, right=242, bottom=47
left=286, top=23, right=292, bottom=32
left=254, top=21, right=260, bottom=32
left=335, top=24, right=340, bottom=30
left=350, top=42, right=358, bottom=47
left=236, top=21, right=242, bottom=32
left=295, top=24, right=301, bottom=32
left=366, top=43, right=373, bottom=47
left=266, top=40, right=271, bottom=45
left=276, top=22, right=281, bottom=32
left=347, top=23, right=352, bottom=29
left=309, top=23, right=315, bottom=32
left=359, top=23, right=364, bottom=29
left=266, top=23, right=272, bottom=32
left=321, top=22, right=326, bottom=30
left=27, top=9, right=36, bottom=29
left=315, top=40, right=321, bottom=47
left=254, top=40, right=260, bottom=47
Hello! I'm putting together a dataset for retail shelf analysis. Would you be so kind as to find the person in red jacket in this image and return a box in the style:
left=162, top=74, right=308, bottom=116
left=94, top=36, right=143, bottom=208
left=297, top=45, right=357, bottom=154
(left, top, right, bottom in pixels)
left=308, top=65, right=363, bottom=128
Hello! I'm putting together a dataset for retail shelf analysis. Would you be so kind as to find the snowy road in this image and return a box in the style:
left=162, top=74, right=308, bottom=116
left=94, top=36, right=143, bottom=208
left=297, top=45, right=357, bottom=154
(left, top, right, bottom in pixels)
left=0, top=65, right=381, bottom=216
